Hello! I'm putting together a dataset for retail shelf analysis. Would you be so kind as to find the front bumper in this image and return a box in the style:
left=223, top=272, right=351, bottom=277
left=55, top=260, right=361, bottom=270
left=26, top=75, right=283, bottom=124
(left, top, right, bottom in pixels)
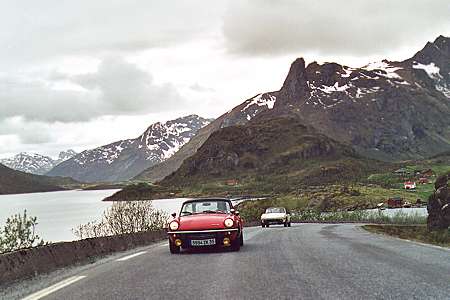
left=261, top=218, right=286, bottom=225
left=168, top=228, right=239, bottom=248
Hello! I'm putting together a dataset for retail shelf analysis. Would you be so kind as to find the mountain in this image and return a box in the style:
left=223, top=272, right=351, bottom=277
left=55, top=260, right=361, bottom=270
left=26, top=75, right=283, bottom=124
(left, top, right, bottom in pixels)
left=161, top=117, right=383, bottom=189
left=57, top=150, right=77, bottom=162
left=137, top=35, right=450, bottom=182
left=0, top=163, right=78, bottom=195
left=0, top=150, right=77, bottom=175
left=47, top=115, right=212, bottom=183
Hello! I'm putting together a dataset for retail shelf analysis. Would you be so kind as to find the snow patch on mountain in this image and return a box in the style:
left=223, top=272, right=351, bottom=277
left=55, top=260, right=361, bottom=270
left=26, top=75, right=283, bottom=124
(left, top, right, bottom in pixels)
left=318, top=82, right=350, bottom=94
left=413, top=62, right=441, bottom=79
left=0, top=150, right=77, bottom=175
left=363, top=61, right=403, bottom=79
left=242, top=93, right=277, bottom=111
left=67, top=115, right=211, bottom=171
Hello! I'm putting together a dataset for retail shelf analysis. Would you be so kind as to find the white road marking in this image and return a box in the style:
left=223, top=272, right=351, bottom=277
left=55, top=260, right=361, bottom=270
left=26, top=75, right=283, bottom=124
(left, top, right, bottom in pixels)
left=22, top=275, right=86, bottom=300
left=158, top=243, right=169, bottom=247
left=116, top=251, right=147, bottom=261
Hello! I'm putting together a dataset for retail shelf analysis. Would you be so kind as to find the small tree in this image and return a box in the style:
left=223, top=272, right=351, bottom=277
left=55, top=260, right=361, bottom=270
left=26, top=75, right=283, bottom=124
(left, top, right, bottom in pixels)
left=0, top=210, right=44, bottom=254
left=73, top=200, right=167, bottom=239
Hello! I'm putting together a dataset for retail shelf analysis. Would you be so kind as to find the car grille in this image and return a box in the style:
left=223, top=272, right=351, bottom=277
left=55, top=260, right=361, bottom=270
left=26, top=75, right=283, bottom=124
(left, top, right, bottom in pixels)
left=186, top=233, right=216, bottom=239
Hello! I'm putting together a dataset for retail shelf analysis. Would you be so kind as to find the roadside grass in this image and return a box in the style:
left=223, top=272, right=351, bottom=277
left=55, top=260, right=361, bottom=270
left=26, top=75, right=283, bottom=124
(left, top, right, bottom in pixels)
left=236, top=184, right=427, bottom=223
left=238, top=196, right=427, bottom=225
left=292, top=210, right=426, bottom=224
left=363, top=224, right=450, bottom=248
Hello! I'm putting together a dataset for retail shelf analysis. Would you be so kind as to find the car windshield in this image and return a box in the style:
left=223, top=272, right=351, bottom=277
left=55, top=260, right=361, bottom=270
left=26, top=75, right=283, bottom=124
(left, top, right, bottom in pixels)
left=266, top=207, right=286, bottom=213
left=180, top=200, right=231, bottom=216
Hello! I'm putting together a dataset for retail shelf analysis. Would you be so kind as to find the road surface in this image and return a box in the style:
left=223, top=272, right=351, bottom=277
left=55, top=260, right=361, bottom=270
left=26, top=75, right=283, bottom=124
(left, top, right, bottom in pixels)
left=3, top=224, right=450, bottom=300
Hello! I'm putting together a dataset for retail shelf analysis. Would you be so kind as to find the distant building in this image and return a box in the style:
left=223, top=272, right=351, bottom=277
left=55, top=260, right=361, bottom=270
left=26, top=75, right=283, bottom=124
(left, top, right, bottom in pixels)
left=225, top=179, right=239, bottom=186
left=418, top=177, right=429, bottom=184
left=387, top=197, right=404, bottom=208
left=420, top=169, right=434, bottom=178
left=404, top=181, right=416, bottom=190
left=394, top=168, right=410, bottom=176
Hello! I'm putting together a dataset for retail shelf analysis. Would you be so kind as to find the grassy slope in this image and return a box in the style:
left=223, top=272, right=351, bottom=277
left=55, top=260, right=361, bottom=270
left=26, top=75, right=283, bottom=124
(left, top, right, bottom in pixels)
left=363, top=225, right=450, bottom=247
left=107, top=120, right=449, bottom=218
left=0, top=164, right=79, bottom=195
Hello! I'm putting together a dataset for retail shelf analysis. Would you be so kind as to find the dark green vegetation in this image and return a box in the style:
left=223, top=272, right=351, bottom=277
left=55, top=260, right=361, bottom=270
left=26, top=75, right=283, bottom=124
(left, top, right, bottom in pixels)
left=162, top=117, right=387, bottom=189
left=108, top=124, right=449, bottom=214
left=237, top=197, right=427, bottom=224
left=363, top=225, right=450, bottom=247
left=0, top=164, right=79, bottom=195
left=82, top=182, right=127, bottom=191
left=103, top=182, right=176, bottom=201
left=0, top=210, right=44, bottom=254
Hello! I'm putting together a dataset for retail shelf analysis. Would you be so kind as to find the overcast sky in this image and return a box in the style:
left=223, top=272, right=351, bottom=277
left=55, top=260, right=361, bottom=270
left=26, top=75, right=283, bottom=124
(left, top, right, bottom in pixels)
left=0, top=0, right=449, bottom=158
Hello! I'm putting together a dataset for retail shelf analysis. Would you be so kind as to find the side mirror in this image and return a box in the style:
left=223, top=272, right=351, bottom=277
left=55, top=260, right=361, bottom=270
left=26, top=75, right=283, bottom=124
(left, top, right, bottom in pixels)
left=230, top=208, right=236, bottom=214
left=171, top=212, right=176, bottom=218
left=235, top=210, right=240, bottom=216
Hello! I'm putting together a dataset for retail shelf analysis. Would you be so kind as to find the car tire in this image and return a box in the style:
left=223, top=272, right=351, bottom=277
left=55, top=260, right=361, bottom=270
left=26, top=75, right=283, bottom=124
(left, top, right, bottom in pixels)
left=169, top=241, right=180, bottom=254
left=261, top=223, right=265, bottom=228
left=288, top=222, right=291, bottom=227
left=231, top=238, right=241, bottom=251
left=266, top=224, right=270, bottom=228
left=284, top=222, right=288, bottom=227
left=239, top=232, right=244, bottom=246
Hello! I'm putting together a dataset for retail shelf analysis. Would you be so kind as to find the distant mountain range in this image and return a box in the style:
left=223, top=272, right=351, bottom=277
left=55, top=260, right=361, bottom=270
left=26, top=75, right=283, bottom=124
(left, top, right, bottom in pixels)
left=0, top=150, right=77, bottom=175
left=47, top=115, right=212, bottom=182
left=137, top=35, right=450, bottom=183
left=0, top=163, right=78, bottom=195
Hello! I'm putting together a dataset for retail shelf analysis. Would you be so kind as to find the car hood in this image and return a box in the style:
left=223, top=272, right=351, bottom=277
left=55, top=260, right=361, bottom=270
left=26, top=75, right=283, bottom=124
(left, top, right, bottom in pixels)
left=178, top=214, right=231, bottom=231
left=261, top=213, right=286, bottom=219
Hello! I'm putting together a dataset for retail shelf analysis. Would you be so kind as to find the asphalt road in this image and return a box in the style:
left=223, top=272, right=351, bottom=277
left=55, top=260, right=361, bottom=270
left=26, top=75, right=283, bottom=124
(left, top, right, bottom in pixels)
left=3, top=224, right=450, bottom=300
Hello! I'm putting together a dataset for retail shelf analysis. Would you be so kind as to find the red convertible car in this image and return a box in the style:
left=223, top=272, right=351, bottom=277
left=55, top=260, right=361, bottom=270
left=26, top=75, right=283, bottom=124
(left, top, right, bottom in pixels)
left=167, top=198, right=244, bottom=254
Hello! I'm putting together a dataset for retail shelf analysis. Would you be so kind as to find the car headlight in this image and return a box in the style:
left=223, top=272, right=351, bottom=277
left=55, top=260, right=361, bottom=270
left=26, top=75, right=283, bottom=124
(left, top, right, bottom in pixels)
left=224, top=218, right=234, bottom=228
left=169, top=221, right=179, bottom=231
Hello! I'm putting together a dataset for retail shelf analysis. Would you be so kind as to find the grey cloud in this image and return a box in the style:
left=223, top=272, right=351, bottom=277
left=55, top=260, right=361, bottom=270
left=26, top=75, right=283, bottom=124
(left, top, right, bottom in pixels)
left=0, top=118, right=52, bottom=145
left=0, top=0, right=227, bottom=67
left=74, top=57, right=183, bottom=114
left=189, top=83, right=215, bottom=93
left=223, top=0, right=450, bottom=57
left=0, top=57, right=185, bottom=123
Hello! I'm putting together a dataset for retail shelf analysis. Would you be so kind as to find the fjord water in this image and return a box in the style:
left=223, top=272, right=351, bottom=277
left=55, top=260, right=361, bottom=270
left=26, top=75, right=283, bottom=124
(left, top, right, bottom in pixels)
left=0, top=190, right=188, bottom=242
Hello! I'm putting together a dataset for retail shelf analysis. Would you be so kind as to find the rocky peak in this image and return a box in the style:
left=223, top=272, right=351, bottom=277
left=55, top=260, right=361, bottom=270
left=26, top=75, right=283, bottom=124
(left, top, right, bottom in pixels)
left=411, top=35, right=450, bottom=69
left=280, top=58, right=310, bottom=100
left=58, top=149, right=77, bottom=162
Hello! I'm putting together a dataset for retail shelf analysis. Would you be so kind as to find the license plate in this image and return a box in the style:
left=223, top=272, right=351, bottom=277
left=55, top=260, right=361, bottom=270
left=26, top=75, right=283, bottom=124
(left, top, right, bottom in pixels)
left=191, top=238, right=216, bottom=246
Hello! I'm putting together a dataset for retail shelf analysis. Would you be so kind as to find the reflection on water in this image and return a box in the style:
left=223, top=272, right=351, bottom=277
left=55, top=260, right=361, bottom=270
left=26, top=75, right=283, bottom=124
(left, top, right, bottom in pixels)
left=0, top=190, right=189, bottom=242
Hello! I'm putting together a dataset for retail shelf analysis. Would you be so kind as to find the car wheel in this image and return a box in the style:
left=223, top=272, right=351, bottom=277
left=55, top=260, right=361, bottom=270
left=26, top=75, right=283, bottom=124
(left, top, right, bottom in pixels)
left=231, top=238, right=241, bottom=251
left=284, top=222, right=288, bottom=227
left=288, top=222, right=291, bottom=227
left=169, top=241, right=180, bottom=254
left=266, top=224, right=270, bottom=228
left=261, top=223, right=265, bottom=228
left=239, top=232, right=244, bottom=246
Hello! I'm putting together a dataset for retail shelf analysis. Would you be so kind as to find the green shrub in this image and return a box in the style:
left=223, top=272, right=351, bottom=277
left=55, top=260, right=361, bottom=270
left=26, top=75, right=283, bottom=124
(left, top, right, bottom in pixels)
left=0, top=210, right=44, bottom=254
left=73, top=200, right=167, bottom=239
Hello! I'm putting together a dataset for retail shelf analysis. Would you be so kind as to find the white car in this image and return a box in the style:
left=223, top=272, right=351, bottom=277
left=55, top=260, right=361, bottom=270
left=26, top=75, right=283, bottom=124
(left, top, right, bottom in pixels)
left=261, top=207, right=291, bottom=227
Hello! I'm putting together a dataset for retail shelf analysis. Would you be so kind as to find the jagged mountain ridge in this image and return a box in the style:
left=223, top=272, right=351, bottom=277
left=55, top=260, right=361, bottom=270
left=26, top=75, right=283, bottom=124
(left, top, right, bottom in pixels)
left=0, top=150, right=77, bottom=175
left=136, top=35, right=450, bottom=182
left=47, top=115, right=212, bottom=182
